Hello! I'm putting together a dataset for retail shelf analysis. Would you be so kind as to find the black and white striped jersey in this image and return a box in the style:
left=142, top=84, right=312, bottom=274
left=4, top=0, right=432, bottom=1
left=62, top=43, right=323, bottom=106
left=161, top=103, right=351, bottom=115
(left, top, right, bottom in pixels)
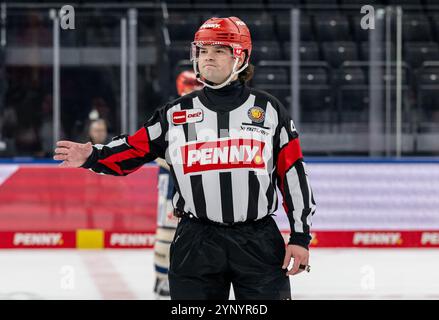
left=81, top=84, right=316, bottom=248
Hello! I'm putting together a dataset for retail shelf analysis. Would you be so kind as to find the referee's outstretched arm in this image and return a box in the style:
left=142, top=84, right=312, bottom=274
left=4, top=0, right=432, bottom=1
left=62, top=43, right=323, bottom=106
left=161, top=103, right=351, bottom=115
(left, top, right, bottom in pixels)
left=53, top=107, right=168, bottom=175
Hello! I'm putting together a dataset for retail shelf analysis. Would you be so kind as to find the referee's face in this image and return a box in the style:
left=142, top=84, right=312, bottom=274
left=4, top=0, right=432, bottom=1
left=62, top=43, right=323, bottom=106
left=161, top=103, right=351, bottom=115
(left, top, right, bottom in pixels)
left=198, top=45, right=242, bottom=85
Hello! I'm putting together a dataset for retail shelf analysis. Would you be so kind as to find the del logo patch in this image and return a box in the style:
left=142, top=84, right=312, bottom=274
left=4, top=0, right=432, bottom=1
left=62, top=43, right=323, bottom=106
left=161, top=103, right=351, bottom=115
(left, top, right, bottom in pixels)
left=247, top=106, right=265, bottom=123
left=172, top=109, right=203, bottom=125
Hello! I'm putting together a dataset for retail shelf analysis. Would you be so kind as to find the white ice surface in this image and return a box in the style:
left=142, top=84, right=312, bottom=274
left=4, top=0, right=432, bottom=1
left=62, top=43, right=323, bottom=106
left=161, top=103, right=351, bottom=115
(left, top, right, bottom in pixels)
left=0, top=248, right=438, bottom=300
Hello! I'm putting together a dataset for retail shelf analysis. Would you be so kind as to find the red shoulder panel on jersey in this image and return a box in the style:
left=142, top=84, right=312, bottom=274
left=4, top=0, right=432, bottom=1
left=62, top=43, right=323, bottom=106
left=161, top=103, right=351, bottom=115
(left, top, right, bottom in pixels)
left=127, top=127, right=150, bottom=154
left=276, top=138, right=303, bottom=191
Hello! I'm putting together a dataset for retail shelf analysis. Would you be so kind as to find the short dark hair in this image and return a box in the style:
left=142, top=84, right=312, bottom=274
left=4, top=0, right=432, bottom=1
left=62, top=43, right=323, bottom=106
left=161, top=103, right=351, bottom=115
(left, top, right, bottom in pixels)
left=237, top=50, right=254, bottom=84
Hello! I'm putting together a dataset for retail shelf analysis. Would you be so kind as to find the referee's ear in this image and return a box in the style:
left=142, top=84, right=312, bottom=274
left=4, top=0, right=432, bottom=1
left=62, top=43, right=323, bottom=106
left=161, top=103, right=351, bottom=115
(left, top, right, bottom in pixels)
left=238, top=54, right=245, bottom=69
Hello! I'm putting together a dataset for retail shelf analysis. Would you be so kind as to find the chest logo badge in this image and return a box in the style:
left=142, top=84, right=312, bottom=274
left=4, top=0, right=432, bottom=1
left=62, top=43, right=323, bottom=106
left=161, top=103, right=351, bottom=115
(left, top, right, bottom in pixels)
left=247, top=106, right=265, bottom=123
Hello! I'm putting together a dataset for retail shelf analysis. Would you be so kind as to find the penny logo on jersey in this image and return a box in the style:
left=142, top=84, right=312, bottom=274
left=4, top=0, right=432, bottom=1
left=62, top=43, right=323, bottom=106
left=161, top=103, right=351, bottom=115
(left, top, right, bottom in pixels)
left=247, top=106, right=265, bottom=123
left=181, top=139, right=266, bottom=174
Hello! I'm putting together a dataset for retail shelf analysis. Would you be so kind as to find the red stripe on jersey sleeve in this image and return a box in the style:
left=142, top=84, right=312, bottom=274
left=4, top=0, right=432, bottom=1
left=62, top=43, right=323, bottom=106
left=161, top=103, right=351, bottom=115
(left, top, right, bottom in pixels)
left=127, top=127, right=150, bottom=154
left=276, top=138, right=303, bottom=207
left=98, top=159, right=124, bottom=175
left=98, top=127, right=150, bottom=175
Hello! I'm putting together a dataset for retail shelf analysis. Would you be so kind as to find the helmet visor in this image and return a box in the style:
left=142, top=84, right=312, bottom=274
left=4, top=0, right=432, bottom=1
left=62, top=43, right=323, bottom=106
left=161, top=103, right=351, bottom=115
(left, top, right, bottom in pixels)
left=190, top=41, right=243, bottom=61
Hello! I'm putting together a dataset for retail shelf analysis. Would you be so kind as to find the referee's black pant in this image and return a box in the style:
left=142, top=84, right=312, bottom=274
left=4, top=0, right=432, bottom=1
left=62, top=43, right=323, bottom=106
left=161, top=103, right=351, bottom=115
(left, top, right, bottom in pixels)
left=168, top=214, right=291, bottom=300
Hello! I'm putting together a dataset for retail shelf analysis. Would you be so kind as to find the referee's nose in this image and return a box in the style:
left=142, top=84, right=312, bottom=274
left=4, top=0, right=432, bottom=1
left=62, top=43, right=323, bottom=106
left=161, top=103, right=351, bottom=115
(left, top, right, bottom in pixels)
left=201, top=46, right=217, bottom=62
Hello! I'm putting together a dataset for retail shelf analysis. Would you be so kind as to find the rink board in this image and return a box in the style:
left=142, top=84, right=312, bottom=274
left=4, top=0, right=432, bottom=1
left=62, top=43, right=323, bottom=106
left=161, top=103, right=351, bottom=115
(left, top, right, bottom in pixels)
left=0, top=161, right=438, bottom=248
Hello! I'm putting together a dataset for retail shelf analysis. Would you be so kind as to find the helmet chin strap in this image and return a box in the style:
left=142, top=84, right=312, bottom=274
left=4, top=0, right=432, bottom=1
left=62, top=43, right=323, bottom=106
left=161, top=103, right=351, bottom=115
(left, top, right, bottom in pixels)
left=194, top=57, right=248, bottom=90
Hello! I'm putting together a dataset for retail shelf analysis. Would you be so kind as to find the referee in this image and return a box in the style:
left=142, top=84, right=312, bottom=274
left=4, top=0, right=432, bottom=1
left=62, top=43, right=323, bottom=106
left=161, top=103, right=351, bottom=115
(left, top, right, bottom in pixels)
left=54, top=16, right=316, bottom=300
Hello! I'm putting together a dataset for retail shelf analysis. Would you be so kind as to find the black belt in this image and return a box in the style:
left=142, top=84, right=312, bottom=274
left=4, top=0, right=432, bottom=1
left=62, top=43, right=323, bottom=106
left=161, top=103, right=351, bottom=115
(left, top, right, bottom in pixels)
left=174, top=209, right=271, bottom=227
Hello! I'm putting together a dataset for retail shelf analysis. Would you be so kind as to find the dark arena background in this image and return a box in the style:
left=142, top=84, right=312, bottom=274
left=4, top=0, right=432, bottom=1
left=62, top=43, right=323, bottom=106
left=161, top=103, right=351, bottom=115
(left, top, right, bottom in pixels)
left=0, top=0, right=439, bottom=301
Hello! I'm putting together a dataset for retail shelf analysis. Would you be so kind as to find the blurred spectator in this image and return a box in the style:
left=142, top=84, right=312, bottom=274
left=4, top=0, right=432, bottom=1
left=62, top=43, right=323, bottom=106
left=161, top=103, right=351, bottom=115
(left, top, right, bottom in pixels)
left=88, top=119, right=110, bottom=145
left=36, top=94, right=66, bottom=158
left=37, top=94, right=54, bottom=157
left=88, top=97, right=115, bottom=135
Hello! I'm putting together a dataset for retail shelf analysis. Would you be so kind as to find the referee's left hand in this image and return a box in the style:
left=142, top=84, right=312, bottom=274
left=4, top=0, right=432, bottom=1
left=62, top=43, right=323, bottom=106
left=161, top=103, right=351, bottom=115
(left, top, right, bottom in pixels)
left=282, top=244, right=309, bottom=276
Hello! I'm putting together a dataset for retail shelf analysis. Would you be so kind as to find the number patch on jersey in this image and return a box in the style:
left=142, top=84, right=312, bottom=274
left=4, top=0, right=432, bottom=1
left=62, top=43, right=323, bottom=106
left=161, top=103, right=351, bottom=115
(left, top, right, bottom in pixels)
left=290, top=120, right=297, bottom=133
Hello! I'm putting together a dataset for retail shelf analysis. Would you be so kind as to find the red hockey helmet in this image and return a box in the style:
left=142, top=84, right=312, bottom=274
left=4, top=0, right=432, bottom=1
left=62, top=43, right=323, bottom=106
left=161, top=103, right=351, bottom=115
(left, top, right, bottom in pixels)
left=191, top=16, right=252, bottom=89
left=176, top=70, right=203, bottom=96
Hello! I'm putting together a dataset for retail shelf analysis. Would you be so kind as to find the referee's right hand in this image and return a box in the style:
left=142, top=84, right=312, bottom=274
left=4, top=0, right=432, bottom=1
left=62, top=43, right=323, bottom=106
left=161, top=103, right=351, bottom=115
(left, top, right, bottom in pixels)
left=283, top=244, right=309, bottom=276
left=53, top=141, right=93, bottom=168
